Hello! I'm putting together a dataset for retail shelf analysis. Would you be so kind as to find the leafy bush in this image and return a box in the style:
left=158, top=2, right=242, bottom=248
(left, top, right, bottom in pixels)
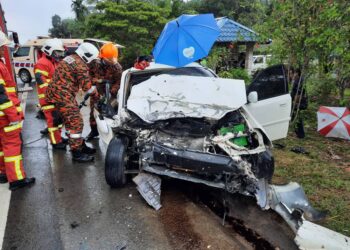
left=217, top=71, right=232, bottom=78
left=218, top=68, right=251, bottom=83
left=307, top=75, right=338, bottom=105
left=229, top=68, right=251, bottom=83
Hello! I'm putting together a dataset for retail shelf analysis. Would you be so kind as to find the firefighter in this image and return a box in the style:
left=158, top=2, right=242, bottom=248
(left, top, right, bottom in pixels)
left=87, top=42, right=123, bottom=141
left=34, top=39, right=66, bottom=149
left=0, top=31, right=35, bottom=190
left=46, top=42, right=99, bottom=162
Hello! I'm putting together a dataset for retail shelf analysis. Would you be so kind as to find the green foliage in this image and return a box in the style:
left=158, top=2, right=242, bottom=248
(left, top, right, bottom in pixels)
left=229, top=68, right=250, bottom=83
left=257, top=0, right=350, bottom=104
left=217, top=71, right=231, bottom=78
left=190, top=0, right=268, bottom=27
left=86, top=0, right=170, bottom=66
left=71, top=0, right=89, bottom=22
left=307, top=75, right=338, bottom=105
left=218, top=68, right=250, bottom=83
left=206, top=46, right=227, bottom=72
left=62, top=19, right=86, bottom=38
left=49, top=15, right=71, bottom=38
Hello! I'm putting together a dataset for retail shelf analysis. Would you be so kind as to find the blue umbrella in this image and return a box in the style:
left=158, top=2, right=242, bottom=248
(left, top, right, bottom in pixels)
left=152, top=14, right=220, bottom=67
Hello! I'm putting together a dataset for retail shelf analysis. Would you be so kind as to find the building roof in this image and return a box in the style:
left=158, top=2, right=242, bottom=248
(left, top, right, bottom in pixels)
left=216, top=17, right=258, bottom=43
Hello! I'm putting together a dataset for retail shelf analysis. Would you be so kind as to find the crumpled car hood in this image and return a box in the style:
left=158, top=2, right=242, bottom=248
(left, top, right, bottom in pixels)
left=127, top=75, right=247, bottom=123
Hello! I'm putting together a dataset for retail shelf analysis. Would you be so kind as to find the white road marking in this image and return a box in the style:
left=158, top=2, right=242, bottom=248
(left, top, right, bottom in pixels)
left=0, top=83, right=30, bottom=249
left=0, top=185, right=11, bottom=249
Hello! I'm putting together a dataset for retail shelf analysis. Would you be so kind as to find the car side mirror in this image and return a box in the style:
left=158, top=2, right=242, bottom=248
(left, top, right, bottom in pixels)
left=248, top=91, right=258, bottom=103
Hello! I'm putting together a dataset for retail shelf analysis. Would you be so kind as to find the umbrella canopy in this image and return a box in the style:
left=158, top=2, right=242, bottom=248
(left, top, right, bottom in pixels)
left=152, top=14, right=220, bottom=67
left=317, top=106, right=350, bottom=140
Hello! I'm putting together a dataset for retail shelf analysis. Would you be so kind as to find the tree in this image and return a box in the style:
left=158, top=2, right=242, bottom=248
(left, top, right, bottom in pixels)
left=86, top=0, right=170, bottom=66
left=71, top=0, right=89, bottom=22
left=189, top=0, right=267, bottom=27
left=64, top=18, right=86, bottom=38
left=48, top=15, right=70, bottom=38
left=258, top=0, right=350, bottom=103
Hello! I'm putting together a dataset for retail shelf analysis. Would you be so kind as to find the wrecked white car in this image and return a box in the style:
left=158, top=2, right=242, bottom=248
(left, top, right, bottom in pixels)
left=94, top=62, right=350, bottom=249
left=97, top=63, right=292, bottom=193
left=94, top=62, right=349, bottom=249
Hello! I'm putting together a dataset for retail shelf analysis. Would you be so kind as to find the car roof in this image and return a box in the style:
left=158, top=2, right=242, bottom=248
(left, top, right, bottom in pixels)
left=129, top=62, right=204, bottom=72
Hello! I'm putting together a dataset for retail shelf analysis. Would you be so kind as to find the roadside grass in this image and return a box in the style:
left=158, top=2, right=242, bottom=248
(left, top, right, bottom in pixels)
left=272, top=111, right=350, bottom=236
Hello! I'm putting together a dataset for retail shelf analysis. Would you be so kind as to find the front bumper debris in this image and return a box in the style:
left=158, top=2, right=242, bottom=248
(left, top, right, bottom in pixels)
left=133, top=173, right=162, bottom=210
left=256, top=181, right=350, bottom=249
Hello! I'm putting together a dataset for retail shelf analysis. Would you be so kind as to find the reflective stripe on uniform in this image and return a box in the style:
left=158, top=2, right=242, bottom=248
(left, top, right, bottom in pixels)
left=38, top=83, right=49, bottom=88
left=0, top=79, right=5, bottom=85
left=69, top=133, right=82, bottom=139
left=0, top=151, right=4, bottom=157
left=38, top=94, right=45, bottom=99
left=4, top=122, right=22, bottom=132
left=48, top=127, right=59, bottom=144
left=0, top=101, right=13, bottom=110
left=34, top=69, right=49, bottom=76
left=4, top=155, right=23, bottom=180
left=41, top=105, right=55, bottom=110
left=5, top=87, right=16, bottom=93
left=46, top=79, right=51, bottom=83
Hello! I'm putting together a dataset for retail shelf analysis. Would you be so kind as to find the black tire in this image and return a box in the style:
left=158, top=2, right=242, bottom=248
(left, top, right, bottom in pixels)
left=19, top=69, right=32, bottom=83
left=105, top=137, right=127, bottom=188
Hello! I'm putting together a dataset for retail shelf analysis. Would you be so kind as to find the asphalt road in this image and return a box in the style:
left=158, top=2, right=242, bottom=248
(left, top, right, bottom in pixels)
left=1, top=87, right=254, bottom=250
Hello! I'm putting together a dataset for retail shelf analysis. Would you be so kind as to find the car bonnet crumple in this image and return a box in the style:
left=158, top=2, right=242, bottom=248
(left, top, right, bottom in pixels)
left=127, top=74, right=247, bottom=123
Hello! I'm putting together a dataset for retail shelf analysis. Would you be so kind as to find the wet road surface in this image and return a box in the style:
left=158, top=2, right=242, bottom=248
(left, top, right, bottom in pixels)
left=2, top=88, right=255, bottom=250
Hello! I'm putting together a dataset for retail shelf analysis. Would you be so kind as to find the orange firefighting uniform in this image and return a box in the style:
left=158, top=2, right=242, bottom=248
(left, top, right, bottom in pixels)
left=89, top=59, right=122, bottom=127
left=0, top=62, right=26, bottom=183
left=46, top=54, right=93, bottom=151
left=34, top=55, right=63, bottom=145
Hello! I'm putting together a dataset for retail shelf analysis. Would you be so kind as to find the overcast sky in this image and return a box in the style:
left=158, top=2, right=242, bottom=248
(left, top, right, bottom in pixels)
left=2, top=0, right=75, bottom=44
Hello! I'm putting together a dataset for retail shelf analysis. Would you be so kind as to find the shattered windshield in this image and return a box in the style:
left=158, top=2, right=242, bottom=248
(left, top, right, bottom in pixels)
left=129, top=67, right=216, bottom=86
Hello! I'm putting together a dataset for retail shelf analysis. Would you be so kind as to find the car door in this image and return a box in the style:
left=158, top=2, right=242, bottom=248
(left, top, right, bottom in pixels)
left=245, top=64, right=291, bottom=141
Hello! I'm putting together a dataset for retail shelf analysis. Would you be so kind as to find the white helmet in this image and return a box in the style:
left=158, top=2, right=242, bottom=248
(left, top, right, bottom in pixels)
left=0, top=31, right=11, bottom=47
left=41, top=38, right=64, bottom=56
left=75, top=42, right=99, bottom=64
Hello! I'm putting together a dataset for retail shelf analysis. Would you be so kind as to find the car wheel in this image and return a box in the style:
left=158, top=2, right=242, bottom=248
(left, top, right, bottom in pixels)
left=105, top=137, right=127, bottom=188
left=19, top=69, right=32, bottom=83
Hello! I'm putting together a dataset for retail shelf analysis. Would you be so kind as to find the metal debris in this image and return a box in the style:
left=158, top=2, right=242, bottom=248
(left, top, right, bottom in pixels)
left=290, top=146, right=309, bottom=155
left=133, top=173, right=162, bottom=210
left=295, top=221, right=350, bottom=250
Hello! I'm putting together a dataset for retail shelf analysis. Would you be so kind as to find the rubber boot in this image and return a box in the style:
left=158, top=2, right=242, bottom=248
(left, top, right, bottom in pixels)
left=52, top=142, right=67, bottom=150
left=82, top=142, right=96, bottom=155
left=40, top=127, right=49, bottom=135
left=61, top=137, right=69, bottom=144
left=9, top=177, right=36, bottom=191
left=72, top=150, right=94, bottom=163
left=86, top=125, right=99, bottom=141
left=0, top=174, right=8, bottom=184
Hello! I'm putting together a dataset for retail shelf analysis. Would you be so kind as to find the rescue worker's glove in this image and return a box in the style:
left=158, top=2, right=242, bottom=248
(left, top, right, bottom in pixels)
left=79, top=86, right=97, bottom=109
left=90, top=86, right=99, bottom=98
